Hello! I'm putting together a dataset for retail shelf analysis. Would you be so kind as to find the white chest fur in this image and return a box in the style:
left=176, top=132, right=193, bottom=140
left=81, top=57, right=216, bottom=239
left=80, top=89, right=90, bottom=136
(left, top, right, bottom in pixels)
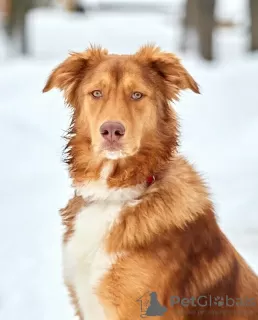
left=63, top=201, right=124, bottom=320
left=63, top=165, right=145, bottom=320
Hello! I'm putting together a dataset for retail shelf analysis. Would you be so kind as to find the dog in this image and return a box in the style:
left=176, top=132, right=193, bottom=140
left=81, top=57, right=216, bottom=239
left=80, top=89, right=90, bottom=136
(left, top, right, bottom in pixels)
left=43, top=45, right=258, bottom=319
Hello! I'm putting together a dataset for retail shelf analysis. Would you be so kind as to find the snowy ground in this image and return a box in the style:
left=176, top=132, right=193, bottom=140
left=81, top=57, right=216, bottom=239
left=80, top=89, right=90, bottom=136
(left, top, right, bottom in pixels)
left=0, top=1, right=257, bottom=319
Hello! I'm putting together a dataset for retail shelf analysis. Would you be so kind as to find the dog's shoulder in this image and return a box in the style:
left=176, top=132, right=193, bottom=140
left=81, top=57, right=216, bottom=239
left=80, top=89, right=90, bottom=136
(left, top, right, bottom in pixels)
left=60, top=193, right=86, bottom=242
left=60, top=194, right=86, bottom=224
left=159, top=154, right=205, bottom=185
left=152, top=154, right=210, bottom=210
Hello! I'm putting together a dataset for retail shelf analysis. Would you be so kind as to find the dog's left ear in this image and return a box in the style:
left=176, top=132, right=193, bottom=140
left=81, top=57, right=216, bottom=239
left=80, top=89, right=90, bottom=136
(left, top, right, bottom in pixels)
left=43, top=46, right=108, bottom=105
left=135, top=45, right=200, bottom=100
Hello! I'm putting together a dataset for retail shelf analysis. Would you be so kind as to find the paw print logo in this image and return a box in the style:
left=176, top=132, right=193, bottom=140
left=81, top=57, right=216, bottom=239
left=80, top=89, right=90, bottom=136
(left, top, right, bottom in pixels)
left=213, top=296, right=224, bottom=307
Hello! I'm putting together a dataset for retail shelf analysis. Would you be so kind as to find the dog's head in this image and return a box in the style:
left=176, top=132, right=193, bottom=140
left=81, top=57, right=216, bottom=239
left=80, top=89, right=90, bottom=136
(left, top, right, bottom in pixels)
left=43, top=45, right=199, bottom=182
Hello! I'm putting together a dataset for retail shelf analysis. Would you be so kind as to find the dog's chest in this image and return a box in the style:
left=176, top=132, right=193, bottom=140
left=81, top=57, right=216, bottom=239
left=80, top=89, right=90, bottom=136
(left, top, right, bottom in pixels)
left=63, top=200, right=124, bottom=318
left=63, top=201, right=122, bottom=282
left=63, top=164, right=145, bottom=318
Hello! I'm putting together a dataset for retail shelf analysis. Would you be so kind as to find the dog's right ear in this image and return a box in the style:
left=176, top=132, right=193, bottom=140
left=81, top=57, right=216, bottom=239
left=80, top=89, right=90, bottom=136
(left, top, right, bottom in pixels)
left=135, top=45, right=200, bottom=101
left=42, top=46, right=108, bottom=104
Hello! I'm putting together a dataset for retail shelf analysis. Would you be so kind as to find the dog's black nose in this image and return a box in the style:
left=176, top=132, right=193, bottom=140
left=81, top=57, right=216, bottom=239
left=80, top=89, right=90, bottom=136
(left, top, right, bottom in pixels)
left=100, top=121, right=125, bottom=142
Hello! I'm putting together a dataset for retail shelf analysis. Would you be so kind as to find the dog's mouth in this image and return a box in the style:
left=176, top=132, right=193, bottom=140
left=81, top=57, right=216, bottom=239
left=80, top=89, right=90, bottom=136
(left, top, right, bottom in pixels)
left=102, top=140, right=121, bottom=150
left=99, top=141, right=139, bottom=160
left=104, top=150, right=125, bottom=160
left=100, top=141, right=126, bottom=160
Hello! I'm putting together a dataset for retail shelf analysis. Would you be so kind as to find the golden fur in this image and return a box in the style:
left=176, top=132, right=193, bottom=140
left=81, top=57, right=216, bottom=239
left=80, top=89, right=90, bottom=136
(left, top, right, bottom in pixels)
left=43, top=45, right=258, bottom=319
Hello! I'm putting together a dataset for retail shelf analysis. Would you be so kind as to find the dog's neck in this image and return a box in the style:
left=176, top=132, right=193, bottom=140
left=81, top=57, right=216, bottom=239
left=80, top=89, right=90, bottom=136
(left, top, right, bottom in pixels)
left=69, top=143, right=175, bottom=188
left=75, top=161, right=149, bottom=203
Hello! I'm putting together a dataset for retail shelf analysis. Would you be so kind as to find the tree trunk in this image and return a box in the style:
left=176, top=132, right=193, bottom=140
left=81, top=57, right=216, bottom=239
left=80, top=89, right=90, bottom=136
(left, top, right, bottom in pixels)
left=196, top=0, right=216, bottom=61
left=181, top=0, right=198, bottom=52
left=61, top=0, right=85, bottom=13
left=181, top=0, right=215, bottom=61
left=250, top=0, right=258, bottom=51
left=3, top=0, right=34, bottom=55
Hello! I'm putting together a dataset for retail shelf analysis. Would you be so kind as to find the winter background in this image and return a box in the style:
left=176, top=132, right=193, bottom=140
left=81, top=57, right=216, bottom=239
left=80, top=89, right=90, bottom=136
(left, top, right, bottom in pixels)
left=0, top=0, right=257, bottom=319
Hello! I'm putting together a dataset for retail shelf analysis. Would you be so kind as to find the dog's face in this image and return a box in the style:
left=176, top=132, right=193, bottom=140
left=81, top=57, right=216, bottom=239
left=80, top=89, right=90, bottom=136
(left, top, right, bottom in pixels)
left=74, top=57, right=159, bottom=160
left=43, top=45, right=199, bottom=162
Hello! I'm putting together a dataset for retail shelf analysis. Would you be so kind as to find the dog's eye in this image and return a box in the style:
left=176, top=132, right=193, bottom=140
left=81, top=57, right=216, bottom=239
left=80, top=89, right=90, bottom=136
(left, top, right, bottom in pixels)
left=131, top=92, right=143, bottom=100
left=91, top=90, right=103, bottom=98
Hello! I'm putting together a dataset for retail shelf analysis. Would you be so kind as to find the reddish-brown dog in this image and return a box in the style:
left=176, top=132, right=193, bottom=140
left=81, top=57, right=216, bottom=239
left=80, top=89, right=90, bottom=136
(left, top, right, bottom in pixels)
left=43, top=45, right=258, bottom=320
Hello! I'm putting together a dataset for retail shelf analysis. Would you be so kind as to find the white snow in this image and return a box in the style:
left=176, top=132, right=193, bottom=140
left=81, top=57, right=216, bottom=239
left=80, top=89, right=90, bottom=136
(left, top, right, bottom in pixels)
left=0, top=1, right=257, bottom=319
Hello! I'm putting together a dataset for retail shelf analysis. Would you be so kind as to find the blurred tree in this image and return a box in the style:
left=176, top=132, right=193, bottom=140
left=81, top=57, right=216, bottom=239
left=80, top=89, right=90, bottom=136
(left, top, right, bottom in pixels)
left=2, top=0, right=51, bottom=56
left=62, top=0, right=74, bottom=11
left=182, top=0, right=216, bottom=61
left=0, top=0, right=10, bottom=17
left=181, top=0, right=198, bottom=52
left=59, top=0, right=85, bottom=13
left=250, top=0, right=258, bottom=51
left=196, top=0, right=215, bottom=61
left=3, top=0, right=34, bottom=55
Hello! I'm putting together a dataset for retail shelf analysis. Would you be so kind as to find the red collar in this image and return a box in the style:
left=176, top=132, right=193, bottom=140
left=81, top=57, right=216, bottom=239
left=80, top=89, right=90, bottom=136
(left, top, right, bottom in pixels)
left=146, top=175, right=155, bottom=186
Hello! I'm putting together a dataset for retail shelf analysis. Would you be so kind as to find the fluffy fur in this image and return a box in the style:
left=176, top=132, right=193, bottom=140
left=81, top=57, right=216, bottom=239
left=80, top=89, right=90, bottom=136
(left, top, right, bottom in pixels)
left=43, top=45, right=258, bottom=319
